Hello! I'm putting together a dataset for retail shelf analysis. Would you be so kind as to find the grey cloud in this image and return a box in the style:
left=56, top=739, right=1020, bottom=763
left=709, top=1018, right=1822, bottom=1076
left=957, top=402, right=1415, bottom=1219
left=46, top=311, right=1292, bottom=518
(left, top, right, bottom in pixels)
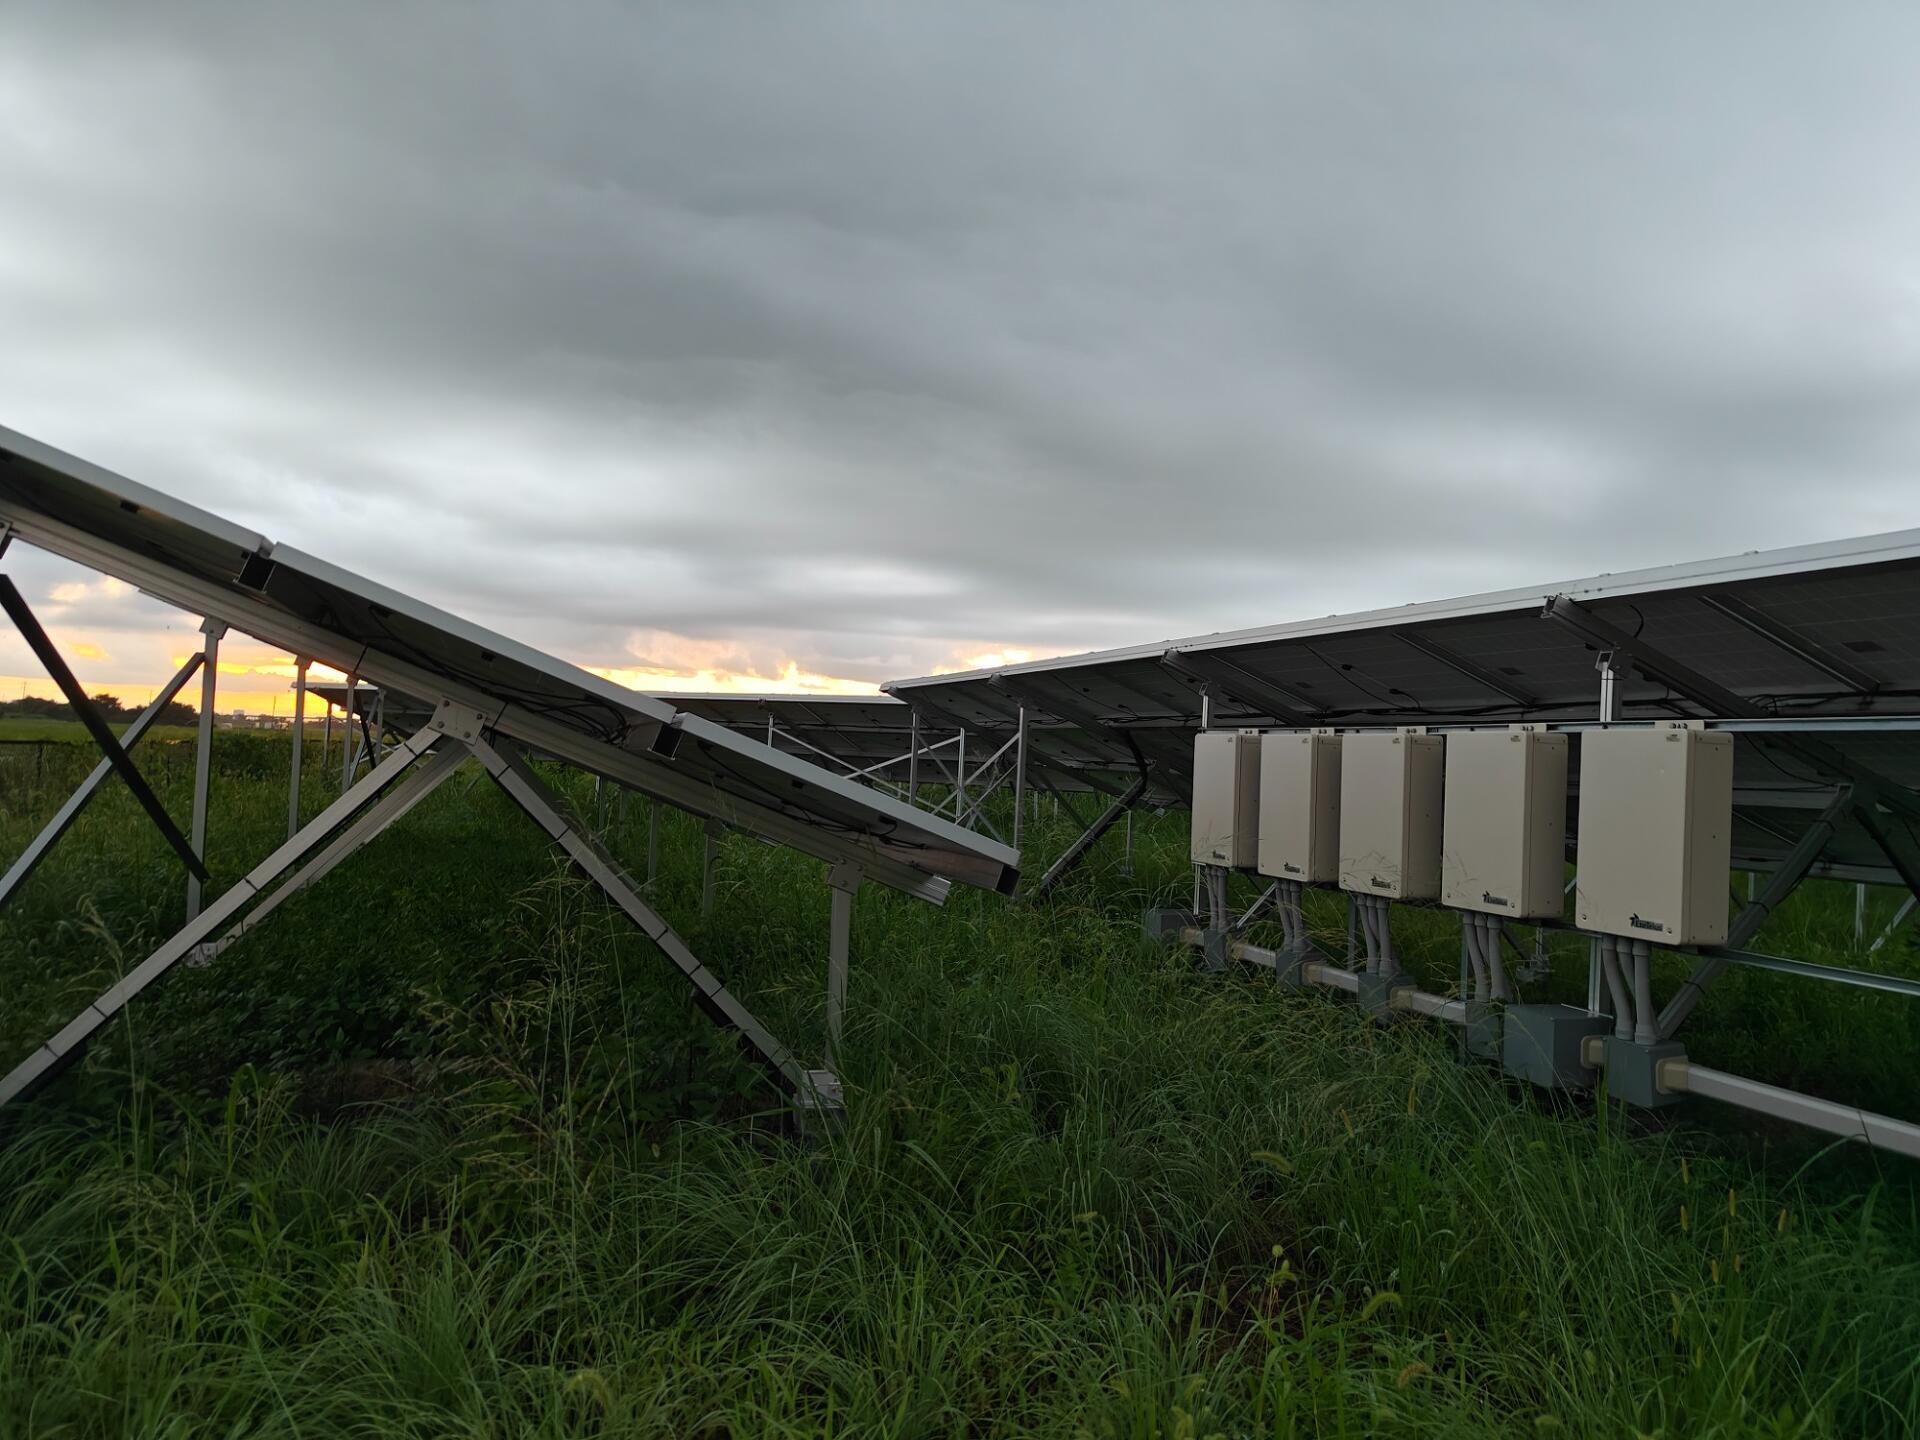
left=4, top=2, right=1920, bottom=691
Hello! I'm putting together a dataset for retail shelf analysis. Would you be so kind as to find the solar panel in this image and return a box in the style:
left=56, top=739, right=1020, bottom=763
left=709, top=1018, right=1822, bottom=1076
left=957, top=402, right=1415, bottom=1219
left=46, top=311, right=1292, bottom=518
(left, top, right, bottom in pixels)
left=0, top=425, right=1016, bottom=900
left=0, top=423, right=1018, bottom=1111
left=884, top=530, right=1920, bottom=883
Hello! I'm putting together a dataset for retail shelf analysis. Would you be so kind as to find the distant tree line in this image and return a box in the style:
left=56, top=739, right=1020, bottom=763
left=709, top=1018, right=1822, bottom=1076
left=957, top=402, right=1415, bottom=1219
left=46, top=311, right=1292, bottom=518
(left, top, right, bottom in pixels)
left=0, top=693, right=198, bottom=727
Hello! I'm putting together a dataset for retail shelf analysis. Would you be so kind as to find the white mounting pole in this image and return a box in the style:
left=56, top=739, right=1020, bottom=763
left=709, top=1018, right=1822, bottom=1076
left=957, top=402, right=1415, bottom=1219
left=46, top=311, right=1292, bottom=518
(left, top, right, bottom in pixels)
left=287, top=657, right=308, bottom=840
left=340, top=671, right=357, bottom=791
left=185, top=619, right=225, bottom=921
left=1596, top=650, right=1624, bottom=723
left=701, top=820, right=721, bottom=916
left=826, top=861, right=861, bottom=1067
left=1011, top=705, right=1028, bottom=853
left=907, top=710, right=920, bottom=807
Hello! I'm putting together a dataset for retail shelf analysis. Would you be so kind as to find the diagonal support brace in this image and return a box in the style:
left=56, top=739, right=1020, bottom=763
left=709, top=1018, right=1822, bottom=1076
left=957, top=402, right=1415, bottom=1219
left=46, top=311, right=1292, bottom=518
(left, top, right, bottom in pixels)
left=0, top=575, right=208, bottom=883
left=0, top=650, right=205, bottom=910
left=1027, top=771, right=1150, bottom=899
left=1657, top=785, right=1852, bottom=1039
left=471, top=735, right=816, bottom=1101
left=0, top=724, right=442, bottom=1109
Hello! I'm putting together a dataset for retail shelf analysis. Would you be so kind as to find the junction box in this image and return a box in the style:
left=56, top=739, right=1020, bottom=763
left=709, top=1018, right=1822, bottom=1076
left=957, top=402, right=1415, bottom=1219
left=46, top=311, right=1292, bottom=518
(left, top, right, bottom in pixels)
left=1502, top=1003, right=1610, bottom=1090
left=1257, top=728, right=1342, bottom=883
left=1441, top=726, right=1568, bottom=920
left=1575, top=723, right=1735, bottom=946
left=1339, top=728, right=1445, bottom=900
left=1191, top=730, right=1263, bottom=869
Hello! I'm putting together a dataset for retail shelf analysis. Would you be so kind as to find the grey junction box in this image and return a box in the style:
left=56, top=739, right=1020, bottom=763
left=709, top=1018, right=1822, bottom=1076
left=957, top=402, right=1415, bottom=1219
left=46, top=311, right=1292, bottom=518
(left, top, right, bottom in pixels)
left=1190, top=729, right=1263, bottom=869
left=1257, top=728, right=1342, bottom=882
left=1440, top=726, right=1568, bottom=919
left=1575, top=723, right=1735, bottom=946
left=1339, top=728, right=1445, bottom=900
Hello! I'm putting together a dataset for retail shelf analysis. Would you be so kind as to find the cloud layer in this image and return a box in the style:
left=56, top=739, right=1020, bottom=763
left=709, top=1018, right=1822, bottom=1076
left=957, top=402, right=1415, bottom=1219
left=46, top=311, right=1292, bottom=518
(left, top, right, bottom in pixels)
left=5, top=3, right=1920, bottom=703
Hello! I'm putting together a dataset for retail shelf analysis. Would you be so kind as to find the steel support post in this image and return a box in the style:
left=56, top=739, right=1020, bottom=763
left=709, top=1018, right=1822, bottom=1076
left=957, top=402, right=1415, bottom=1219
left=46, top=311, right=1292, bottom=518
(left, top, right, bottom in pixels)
left=1122, top=809, right=1134, bottom=877
left=340, top=672, right=357, bottom=791
left=1596, top=650, right=1623, bottom=723
left=826, top=861, right=860, bottom=1068
left=322, top=700, right=332, bottom=771
left=0, top=652, right=205, bottom=912
left=955, top=728, right=967, bottom=819
left=1011, top=705, right=1028, bottom=853
left=907, top=711, right=920, bottom=806
left=646, top=800, right=660, bottom=887
left=287, top=657, right=308, bottom=839
left=1855, top=883, right=1868, bottom=947
left=0, top=725, right=442, bottom=1110
left=185, top=620, right=225, bottom=921
left=701, top=821, right=721, bottom=916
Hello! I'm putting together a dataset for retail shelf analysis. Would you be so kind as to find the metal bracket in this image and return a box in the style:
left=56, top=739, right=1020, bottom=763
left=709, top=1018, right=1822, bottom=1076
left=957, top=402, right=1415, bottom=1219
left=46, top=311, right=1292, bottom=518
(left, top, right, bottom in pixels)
left=1159, top=649, right=1316, bottom=727
left=426, top=701, right=491, bottom=747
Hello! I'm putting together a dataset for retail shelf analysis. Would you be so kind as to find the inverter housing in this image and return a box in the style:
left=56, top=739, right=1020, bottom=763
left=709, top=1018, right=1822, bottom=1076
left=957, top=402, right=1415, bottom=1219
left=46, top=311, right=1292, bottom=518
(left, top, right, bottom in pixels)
left=1339, top=729, right=1446, bottom=900
left=1441, top=727, right=1569, bottom=919
left=1575, top=723, right=1735, bottom=945
left=1257, top=729, right=1342, bottom=882
left=1190, top=729, right=1263, bottom=869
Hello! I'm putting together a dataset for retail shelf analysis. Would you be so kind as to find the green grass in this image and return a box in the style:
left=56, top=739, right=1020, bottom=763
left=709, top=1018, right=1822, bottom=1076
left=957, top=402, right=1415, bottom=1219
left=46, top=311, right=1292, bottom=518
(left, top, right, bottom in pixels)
left=1, top=735, right=1918, bottom=1436
left=0, top=717, right=202, bottom=743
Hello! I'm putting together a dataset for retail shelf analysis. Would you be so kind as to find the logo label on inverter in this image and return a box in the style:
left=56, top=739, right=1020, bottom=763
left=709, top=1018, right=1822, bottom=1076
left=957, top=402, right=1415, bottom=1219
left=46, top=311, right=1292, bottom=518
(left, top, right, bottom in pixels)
left=1628, top=913, right=1666, bottom=933
left=1370, top=875, right=1390, bottom=890
left=1481, top=891, right=1510, bottom=908
left=1282, top=862, right=1302, bottom=875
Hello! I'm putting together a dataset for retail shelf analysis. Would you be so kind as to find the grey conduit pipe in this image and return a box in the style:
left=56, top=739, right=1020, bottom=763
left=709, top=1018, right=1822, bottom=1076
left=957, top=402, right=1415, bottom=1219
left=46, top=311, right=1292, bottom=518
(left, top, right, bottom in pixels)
left=1600, top=936, right=1634, bottom=1041
left=1463, top=915, right=1488, bottom=998
left=1631, top=940, right=1657, bottom=1047
left=1374, top=898, right=1400, bottom=977
left=1484, top=917, right=1511, bottom=1002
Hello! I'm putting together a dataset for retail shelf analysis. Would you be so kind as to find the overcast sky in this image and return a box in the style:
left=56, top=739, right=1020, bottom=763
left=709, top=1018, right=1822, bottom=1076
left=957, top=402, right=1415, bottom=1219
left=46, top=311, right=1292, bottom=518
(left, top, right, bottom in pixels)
left=6, top=3, right=1920, bottom=710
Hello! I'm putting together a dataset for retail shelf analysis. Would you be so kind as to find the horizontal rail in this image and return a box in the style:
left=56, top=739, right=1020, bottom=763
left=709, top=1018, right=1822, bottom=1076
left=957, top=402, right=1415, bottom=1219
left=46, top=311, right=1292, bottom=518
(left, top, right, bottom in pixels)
left=1656, top=1058, right=1920, bottom=1162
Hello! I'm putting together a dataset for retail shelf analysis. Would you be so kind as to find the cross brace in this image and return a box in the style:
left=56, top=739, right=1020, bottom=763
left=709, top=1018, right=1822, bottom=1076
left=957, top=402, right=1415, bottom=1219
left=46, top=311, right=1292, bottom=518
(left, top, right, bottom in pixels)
left=0, top=650, right=206, bottom=911
left=0, top=701, right=841, bottom=1114
left=0, top=575, right=208, bottom=883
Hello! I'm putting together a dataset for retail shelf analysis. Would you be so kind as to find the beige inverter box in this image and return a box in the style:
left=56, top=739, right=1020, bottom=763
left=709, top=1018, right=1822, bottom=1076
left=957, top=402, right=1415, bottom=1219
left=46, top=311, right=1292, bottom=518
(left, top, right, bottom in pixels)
left=1190, top=730, right=1263, bottom=869
left=1575, top=723, right=1735, bottom=945
left=1440, top=727, right=1569, bottom=919
left=1257, top=729, right=1342, bottom=882
left=1339, top=728, right=1446, bottom=900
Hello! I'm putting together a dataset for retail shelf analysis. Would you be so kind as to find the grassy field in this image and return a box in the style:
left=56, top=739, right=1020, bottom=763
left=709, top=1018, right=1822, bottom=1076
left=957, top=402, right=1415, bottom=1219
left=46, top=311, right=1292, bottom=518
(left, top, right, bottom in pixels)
left=0, top=716, right=204, bottom=744
left=1, top=733, right=1918, bottom=1436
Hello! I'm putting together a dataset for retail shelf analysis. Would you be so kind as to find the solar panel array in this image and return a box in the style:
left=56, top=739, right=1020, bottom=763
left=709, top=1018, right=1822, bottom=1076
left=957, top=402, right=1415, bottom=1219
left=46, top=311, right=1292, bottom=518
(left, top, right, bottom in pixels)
left=0, top=425, right=1018, bottom=900
left=884, top=532, right=1920, bottom=884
